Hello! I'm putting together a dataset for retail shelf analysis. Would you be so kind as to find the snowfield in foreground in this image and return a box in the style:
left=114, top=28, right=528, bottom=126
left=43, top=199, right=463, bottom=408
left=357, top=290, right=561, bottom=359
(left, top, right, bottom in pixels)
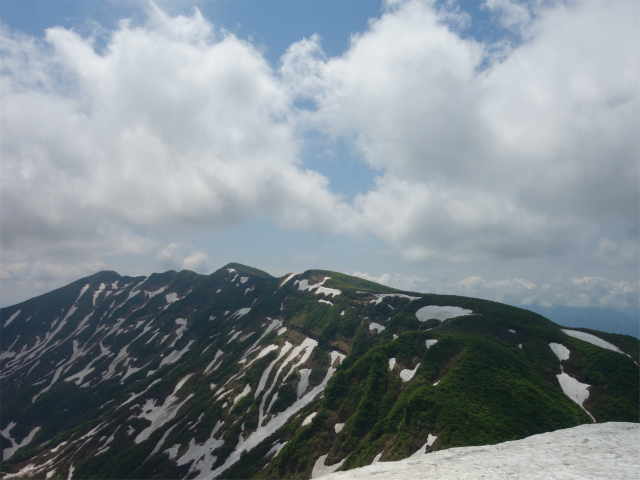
left=321, top=422, right=639, bottom=480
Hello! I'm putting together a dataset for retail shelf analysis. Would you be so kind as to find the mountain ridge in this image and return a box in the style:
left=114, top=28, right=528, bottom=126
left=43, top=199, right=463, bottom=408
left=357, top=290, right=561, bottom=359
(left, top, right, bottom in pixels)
left=1, top=264, right=637, bottom=479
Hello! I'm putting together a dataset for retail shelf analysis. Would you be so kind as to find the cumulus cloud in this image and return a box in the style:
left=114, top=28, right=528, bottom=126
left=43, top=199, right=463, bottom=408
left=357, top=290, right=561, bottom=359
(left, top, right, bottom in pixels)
left=0, top=3, right=352, bottom=256
left=1, top=0, right=637, bottom=308
left=291, top=0, right=636, bottom=262
left=352, top=271, right=639, bottom=309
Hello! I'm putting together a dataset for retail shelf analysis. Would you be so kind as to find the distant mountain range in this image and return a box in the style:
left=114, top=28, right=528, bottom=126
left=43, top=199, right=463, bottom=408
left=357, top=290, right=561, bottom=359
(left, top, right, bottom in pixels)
left=523, top=305, right=639, bottom=338
left=1, top=264, right=638, bottom=479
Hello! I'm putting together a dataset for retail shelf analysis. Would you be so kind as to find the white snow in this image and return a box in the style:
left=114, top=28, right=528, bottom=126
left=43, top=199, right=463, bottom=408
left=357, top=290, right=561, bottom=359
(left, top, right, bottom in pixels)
left=210, top=360, right=338, bottom=479
left=425, top=339, right=438, bottom=349
left=227, top=331, right=242, bottom=344
left=298, top=277, right=342, bottom=297
left=319, top=299, right=333, bottom=306
left=370, top=294, right=420, bottom=305
left=2, top=425, right=41, bottom=460
left=233, top=384, right=252, bottom=405
left=557, top=372, right=592, bottom=414
left=316, top=286, right=341, bottom=297
left=149, top=424, right=177, bottom=457
left=278, top=327, right=287, bottom=335
left=168, top=318, right=188, bottom=348
left=549, top=343, right=571, bottom=362
left=93, top=283, right=106, bottom=306
left=280, top=272, right=300, bottom=287
left=117, top=379, right=162, bottom=410
left=369, top=323, right=385, bottom=332
left=312, top=454, right=345, bottom=478
left=145, top=286, right=167, bottom=299
left=231, top=307, right=251, bottom=320
left=159, top=340, right=194, bottom=368
left=164, top=444, right=181, bottom=460
left=241, top=319, right=282, bottom=360
left=176, top=420, right=224, bottom=477
left=302, top=412, right=317, bottom=426
left=133, top=375, right=194, bottom=444
left=561, top=329, right=625, bottom=354
left=204, top=349, right=225, bottom=374
left=371, top=452, right=383, bottom=464
left=549, top=343, right=595, bottom=421
left=165, top=292, right=181, bottom=305
left=415, top=306, right=473, bottom=322
left=330, top=351, right=346, bottom=366
left=509, top=329, right=516, bottom=333
left=124, top=289, right=141, bottom=304
left=319, top=423, right=640, bottom=480
left=240, top=276, right=249, bottom=283
left=5, top=309, right=21, bottom=327
left=334, top=423, right=345, bottom=434
left=76, top=284, right=90, bottom=302
left=255, top=343, right=293, bottom=400
left=400, top=364, right=420, bottom=382
left=410, top=434, right=437, bottom=457
left=266, top=441, right=287, bottom=458
left=298, top=369, right=312, bottom=398
left=388, top=358, right=396, bottom=371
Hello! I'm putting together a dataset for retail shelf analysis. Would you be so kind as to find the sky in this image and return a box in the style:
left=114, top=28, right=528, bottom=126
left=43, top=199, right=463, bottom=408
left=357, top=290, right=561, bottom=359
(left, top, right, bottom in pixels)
left=0, top=0, right=638, bottom=311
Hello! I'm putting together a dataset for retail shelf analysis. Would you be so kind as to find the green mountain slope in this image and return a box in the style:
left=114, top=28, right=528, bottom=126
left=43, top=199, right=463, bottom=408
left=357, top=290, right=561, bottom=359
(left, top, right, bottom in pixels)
left=1, top=265, right=637, bottom=479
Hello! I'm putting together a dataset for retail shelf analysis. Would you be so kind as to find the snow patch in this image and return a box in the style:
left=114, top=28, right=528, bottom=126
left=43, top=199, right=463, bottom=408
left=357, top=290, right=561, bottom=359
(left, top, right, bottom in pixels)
left=133, top=375, right=193, bottom=444
left=400, top=364, right=420, bottom=382
left=2, top=425, right=41, bottom=460
left=411, top=434, right=438, bottom=457
left=165, top=292, right=181, bottom=305
left=298, top=369, right=312, bottom=398
left=370, top=294, right=420, bottom=305
left=562, top=329, right=625, bottom=354
left=76, top=284, right=90, bottom=302
left=330, top=351, right=346, bottom=366
left=334, top=423, right=345, bottom=434
left=298, top=277, right=341, bottom=297
left=231, top=307, right=251, bottom=320
left=233, top=384, right=252, bottom=405
left=549, top=343, right=570, bottom=362
left=416, top=305, right=473, bottom=322
left=369, top=323, right=385, bottom=332
left=93, top=283, right=106, bottom=306
left=320, top=423, right=640, bottom=480
left=159, top=340, right=194, bottom=368
left=312, top=454, right=345, bottom=479
left=4, top=309, right=21, bottom=328
left=425, top=339, right=438, bottom=349
left=388, top=358, right=396, bottom=371
left=557, top=372, right=592, bottom=416
left=204, top=349, right=224, bottom=374
left=302, top=412, right=317, bottom=426
left=280, top=273, right=300, bottom=287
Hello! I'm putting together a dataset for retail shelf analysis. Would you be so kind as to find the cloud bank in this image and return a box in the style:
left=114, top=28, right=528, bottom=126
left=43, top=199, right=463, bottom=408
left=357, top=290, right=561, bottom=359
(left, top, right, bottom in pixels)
left=1, top=0, right=637, bottom=307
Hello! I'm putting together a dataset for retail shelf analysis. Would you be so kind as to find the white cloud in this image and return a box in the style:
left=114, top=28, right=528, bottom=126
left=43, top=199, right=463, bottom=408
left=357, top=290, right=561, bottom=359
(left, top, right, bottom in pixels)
left=182, top=251, right=210, bottom=273
left=285, top=0, right=638, bottom=272
left=351, top=271, right=639, bottom=309
left=1, top=0, right=637, bottom=308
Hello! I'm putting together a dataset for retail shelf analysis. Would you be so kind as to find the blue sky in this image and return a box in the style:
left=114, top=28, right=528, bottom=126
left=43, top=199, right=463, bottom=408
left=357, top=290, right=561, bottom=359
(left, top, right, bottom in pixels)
left=1, top=0, right=638, bottom=312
